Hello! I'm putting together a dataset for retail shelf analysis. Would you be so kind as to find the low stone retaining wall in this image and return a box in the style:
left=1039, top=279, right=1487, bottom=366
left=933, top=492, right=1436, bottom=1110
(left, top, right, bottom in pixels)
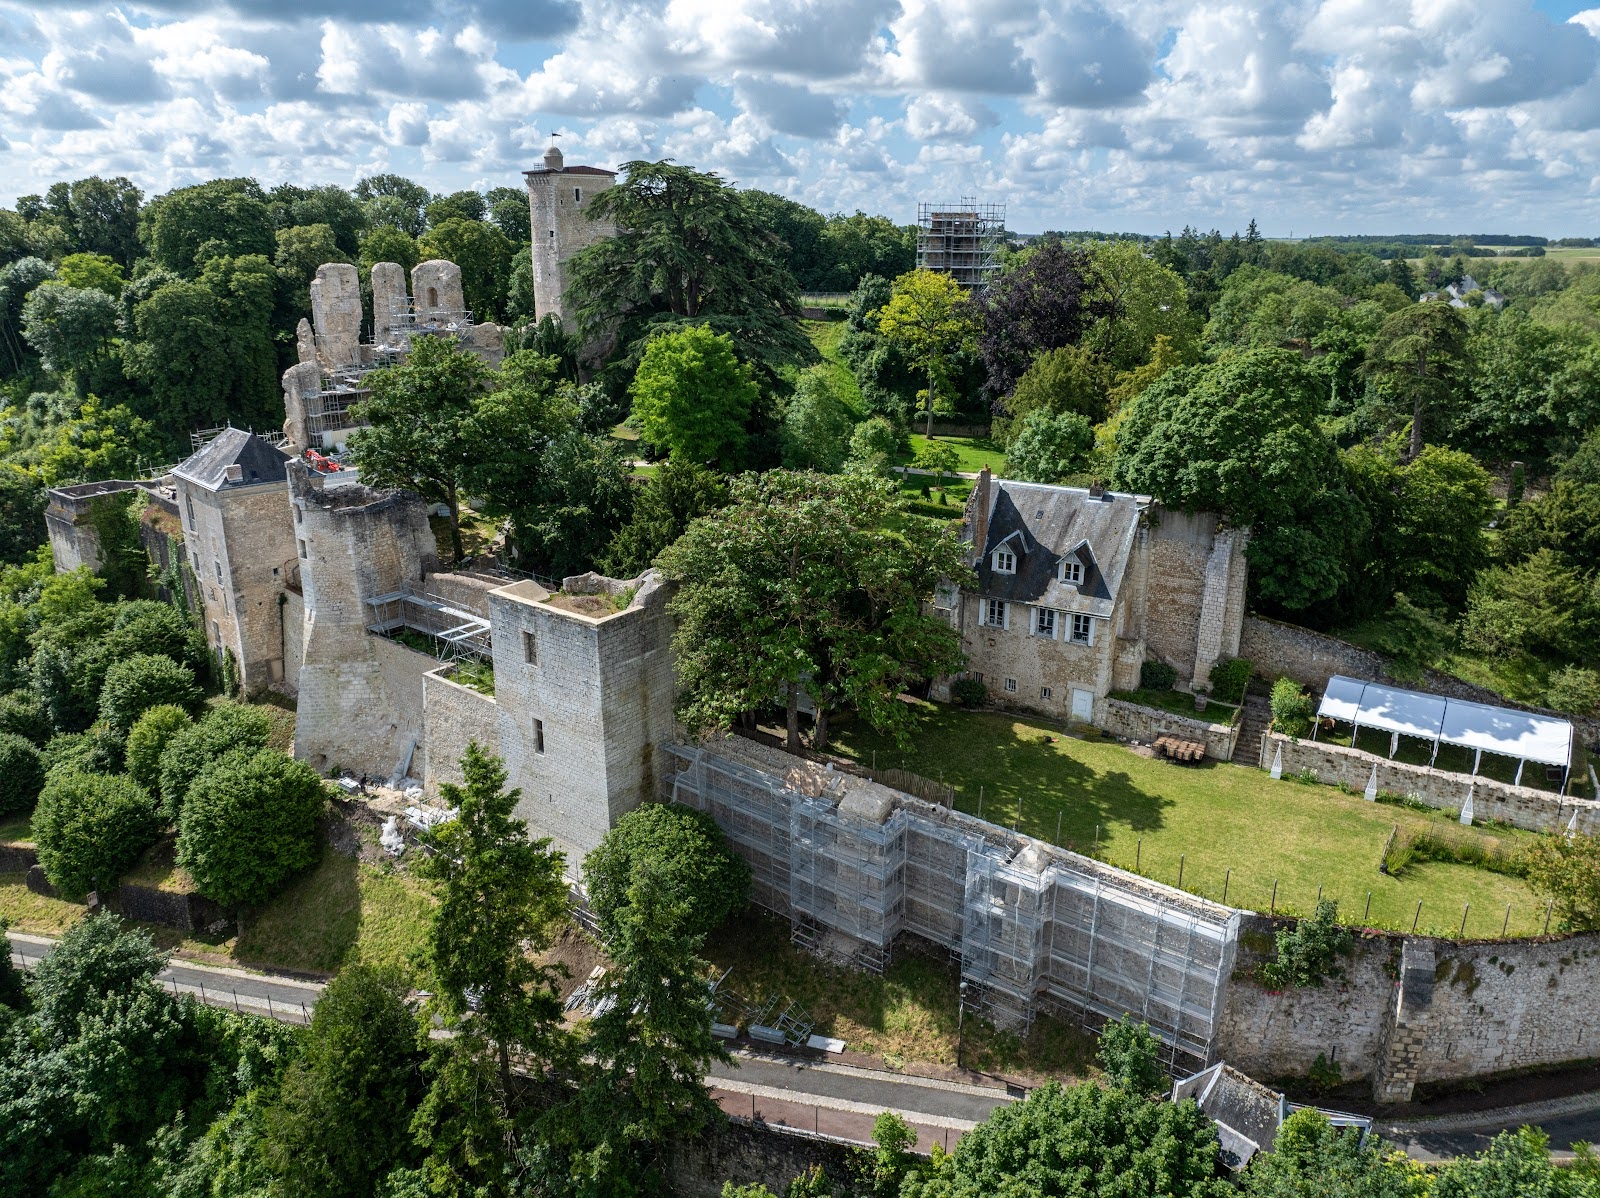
left=667, top=1120, right=854, bottom=1198
left=118, top=882, right=228, bottom=933
left=1095, top=697, right=1239, bottom=761
left=0, top=843, right=38, bottom=872
left=1256, top=731, right=1600, bottom=835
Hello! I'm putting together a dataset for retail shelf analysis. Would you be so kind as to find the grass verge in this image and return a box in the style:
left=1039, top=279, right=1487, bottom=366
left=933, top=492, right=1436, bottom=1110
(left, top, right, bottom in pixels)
left=826, top=701, right=1549, bottom=938
left=703, top=908, right=1094, bottom=1082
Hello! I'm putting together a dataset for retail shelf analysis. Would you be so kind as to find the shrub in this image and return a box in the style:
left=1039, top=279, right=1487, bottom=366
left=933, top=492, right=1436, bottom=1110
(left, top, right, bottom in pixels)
left=1367, top=593, right=1452, bottom=668
left=951, top=677, right=987, bottom=708
left=1306, top=1052, right=1343, bottom=1094
left=0, top=732, right=46, bottom=816
left=582, top=803, right=750, bottom=944
left=32, top=769, right=161, bottom=899
left=0, top=691, right=52, bottom=746
left=1139, top=660, right=1177, bottom=692
left=157, top=702, right=274, bottom=821
left=96, top=653, right=202, bottom=733
left=1546, top=666, right=1600, bottom=718
left=125, top=704, right=194, bottom=795
left=42, top=726, right=124, bottom=776
left=1523, top=833, right=1600, bottom=932
left=1096, top=1016, right=1166, bottom=1097
left=1206, top=657, right=1251, bottom=705
left=178, top=748, right=327, bottom=908
left=1269, top=677, right=1313, bottom=737
left=1260, top=900, right=1353, bottom=989
left=100, top=600, right=199, bottom=670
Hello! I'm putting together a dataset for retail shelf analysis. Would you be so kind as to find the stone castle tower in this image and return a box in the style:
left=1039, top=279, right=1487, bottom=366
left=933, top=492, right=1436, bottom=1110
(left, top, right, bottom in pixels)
left=523, top=141, right=617, bottom=327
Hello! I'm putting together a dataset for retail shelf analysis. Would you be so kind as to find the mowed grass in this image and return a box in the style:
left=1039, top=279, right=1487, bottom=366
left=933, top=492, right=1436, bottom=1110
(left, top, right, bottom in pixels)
left=0, top=813, right=33, bottom=845
left=703, top=907, right=1094, bottom=1082
left=899, top=434, right=1005, bottom=476
left=827, top=702, right=1549, bottom=939
left=2, top=854, right=437, bottom=983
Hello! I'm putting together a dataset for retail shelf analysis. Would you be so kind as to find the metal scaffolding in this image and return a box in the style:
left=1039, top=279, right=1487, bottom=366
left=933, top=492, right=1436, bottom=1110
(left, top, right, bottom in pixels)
left=366, top=587, right=493, bottom=662
left=917, top=199, right=1004, bottom=290
left=666, top=739, right=1240, bottom=1068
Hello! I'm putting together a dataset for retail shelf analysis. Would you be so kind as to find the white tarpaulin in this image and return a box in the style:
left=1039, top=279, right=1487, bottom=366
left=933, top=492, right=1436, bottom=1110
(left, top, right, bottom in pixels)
left=1344, top=681, right=1446, bottom=742
left=1316, top=675, right=1573, bottom=778
left=1438, top=697, right=1573, bottom=769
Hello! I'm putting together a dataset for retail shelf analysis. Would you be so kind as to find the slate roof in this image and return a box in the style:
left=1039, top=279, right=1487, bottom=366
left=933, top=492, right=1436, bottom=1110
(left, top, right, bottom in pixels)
left=971, top=480, right=1149, bottom=620
left=1173, top=1061, right=1373, bottom=1172
left=173, top=428, right=292, bottom=492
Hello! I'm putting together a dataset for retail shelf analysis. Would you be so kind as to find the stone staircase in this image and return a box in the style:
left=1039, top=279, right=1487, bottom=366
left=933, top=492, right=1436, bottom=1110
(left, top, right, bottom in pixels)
left=1232, top=695, right=1273, bottom=765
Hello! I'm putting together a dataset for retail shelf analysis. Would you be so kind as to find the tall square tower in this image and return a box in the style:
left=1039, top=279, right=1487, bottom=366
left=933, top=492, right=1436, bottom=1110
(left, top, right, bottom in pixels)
left=523, top=142, right=617, bottom=328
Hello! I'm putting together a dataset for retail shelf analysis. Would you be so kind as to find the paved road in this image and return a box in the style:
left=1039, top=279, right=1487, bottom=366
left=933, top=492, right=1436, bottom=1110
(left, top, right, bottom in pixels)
left=7, top=931, right=1006, bottom=1145
left=8, top=931, right=324, bottom=1023
left=17, top=930, right=1597, bottom=1156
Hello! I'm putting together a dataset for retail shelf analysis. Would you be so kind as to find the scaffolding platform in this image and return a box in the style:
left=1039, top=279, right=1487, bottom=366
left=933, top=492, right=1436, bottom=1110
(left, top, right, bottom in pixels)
left=666, top=738, right=1240, bottom=1069
left=917, top=200, right=1004, bottom=290
left=366, top=589, right=492, bottom=661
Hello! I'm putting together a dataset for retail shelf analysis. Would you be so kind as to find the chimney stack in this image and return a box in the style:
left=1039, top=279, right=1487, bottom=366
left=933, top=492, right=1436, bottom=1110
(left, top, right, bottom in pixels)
left=971, top=466, right=993, bottom=561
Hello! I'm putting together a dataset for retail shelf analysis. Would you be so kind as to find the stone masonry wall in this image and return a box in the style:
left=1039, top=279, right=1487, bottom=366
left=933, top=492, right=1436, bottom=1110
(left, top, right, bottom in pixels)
left=421, top=667, right=501, bottom=792
left=1259, top=731, right=1600, bottom=836
left=219, top=482, right=298, bottom=694
left=1142, top=509, right=1217, bottom=680
left=956, top=588, right=1115, bottom=721
left=309, top=262, right=362, bottom=366
left=1095, top=697, right=1238, bottom=760
left=1218, top=915, right=1600, bottom=1097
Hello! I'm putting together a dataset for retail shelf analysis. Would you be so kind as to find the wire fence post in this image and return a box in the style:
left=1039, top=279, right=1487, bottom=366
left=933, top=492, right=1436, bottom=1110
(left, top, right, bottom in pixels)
left=1136, top=839, right=1142, bottom=872
left=1177, top=854, right=1185, bottom=889
left=1412, top=901, right=1423, bottom=933
left=199, top=981, right=206, bottom=1004
left=1270, top=879, right=1278, bottom=915
left=1013, top=797, right=1020, bottom=834
left=1223, top=869, right=1230, bottom=905
left=233, top=989, right=240, bottom=1013
left=266, top=994, right=273, bottom=1020
left=977, top=786, right=983, bottom=820
left=1094, top=823, right=1099, bottom=852
left=1057, top=812, right=1063, bottom=844
left=1459, top=904, right=1470, bottom=939
left=1316, top=884, right=1323, bottom=904
left=1502, top=905, right=1512, bottom=937
left=1544, top=901, right=1554, bottom=935
left=1364, top=891, right=1372, bottom=922
left=301, top=1002, right=309, bottom=1024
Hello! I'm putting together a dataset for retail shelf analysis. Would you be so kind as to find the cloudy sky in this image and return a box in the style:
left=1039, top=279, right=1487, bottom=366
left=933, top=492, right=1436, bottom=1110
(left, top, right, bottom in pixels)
left=3, top=0, right=1600, bottom=235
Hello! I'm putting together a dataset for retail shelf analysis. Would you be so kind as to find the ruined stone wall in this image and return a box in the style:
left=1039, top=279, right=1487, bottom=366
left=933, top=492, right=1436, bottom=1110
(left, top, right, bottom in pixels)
left=1142, top=509, right=1218, bottom=679
left=1217, top=916, right=1600, bottom=1098
left=44, top=481, right=143, bottom=574
left=488, top=572, right=672, bottom=868
left=218, top=483, right=298, bottom=694
left=291, top=467, right=439, bottom=778
left=1240, top=615, right=1385, bottom=692
left=1095, top=697, right=1239, bottom=760
left=1258, top=732, right=1600, bottom=835
left=421, top=667, right=501, bottom=792
left=309, top=263, right=362, bottom=366
left=177, top=478, right=295, bottom=696
left=412, top=260, right=465, bottom=318
left=371, top=262, right=407, bottom=335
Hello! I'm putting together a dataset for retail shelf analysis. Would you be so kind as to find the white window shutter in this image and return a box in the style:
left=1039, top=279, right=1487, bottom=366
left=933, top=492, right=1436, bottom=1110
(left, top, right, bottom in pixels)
left=1002, top=602, right=1010, bottom=630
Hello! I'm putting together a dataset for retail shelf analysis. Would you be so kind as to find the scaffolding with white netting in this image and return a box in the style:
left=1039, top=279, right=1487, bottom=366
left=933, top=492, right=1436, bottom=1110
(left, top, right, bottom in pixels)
left=664, top=738, right=1241, bottom=1069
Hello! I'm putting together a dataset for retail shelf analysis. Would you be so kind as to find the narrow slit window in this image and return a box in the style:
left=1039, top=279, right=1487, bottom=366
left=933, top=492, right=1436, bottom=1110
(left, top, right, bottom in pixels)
left=523, top=630, right=537, bottom=664
left=533, top=718, right=545, bottom=754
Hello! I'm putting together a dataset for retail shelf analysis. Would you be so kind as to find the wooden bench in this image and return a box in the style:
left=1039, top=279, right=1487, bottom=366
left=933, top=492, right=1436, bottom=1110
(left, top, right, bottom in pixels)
left=1154, top=735, right=1207, bottom=764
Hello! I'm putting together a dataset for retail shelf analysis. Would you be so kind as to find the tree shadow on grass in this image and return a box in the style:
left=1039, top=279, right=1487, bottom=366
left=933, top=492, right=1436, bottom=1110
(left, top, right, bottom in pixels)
left=234, top=851, right=361, bottom=976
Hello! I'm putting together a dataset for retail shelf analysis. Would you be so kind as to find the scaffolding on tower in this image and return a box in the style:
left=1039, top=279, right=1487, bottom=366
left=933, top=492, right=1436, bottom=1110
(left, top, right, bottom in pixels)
left=917, top=199, right=1005, bottom=290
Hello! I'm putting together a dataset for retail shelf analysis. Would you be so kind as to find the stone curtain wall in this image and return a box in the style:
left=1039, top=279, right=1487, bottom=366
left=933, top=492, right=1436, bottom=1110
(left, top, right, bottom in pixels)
left=1241, top=615, right=1600, bottom=748
left=1142, top=509, right=1219, bottom=683
left=421, top=667, right=501, bottom=792
left=1258, top=732, right=1600, bottom=836
left=1217, top=915, right=1600, bottom=1099
left=1095, top=697, right=1239, bottom=760
left=1239, top=615, right=1384, bottom=692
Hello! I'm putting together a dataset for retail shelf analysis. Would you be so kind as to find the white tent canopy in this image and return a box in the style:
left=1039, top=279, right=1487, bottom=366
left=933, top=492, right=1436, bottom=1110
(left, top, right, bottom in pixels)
left=1315, top=675, right=1573, bottom=785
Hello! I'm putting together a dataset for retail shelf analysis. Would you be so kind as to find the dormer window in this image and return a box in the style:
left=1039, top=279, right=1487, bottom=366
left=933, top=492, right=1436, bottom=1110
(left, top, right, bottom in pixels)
left=1061, top=557, right=1084, bottom=586
left=993, top=548, right=1016, bottom=574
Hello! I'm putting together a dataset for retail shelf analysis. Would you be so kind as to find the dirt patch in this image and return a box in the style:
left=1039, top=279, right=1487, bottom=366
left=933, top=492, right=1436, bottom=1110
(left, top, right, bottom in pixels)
left=1312, top=1060, right=1600, bottom=1118
left=538, top=922, right=610, bottom=1002
left=542, top=592, right=619, bottom=618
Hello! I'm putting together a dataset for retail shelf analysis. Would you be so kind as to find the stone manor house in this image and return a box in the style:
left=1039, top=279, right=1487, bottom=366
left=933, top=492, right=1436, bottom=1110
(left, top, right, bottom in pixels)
left=934, top=469, right=1248, bottom=724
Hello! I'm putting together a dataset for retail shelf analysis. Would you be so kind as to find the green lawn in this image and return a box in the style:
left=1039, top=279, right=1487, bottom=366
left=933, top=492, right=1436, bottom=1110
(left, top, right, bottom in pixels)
left=800, top=318, right=863, bottom=414
left=1111, top=688, right=1240, bottom=724
left=827, top=701, right=1548, bottom=939
left=0, top=814, right=32, bottom=845
left=898, top=434, right=1005, bottom=476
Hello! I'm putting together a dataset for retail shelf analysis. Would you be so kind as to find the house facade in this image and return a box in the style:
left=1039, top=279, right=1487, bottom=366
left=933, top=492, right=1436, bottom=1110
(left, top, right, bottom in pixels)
left=933, top=470, right=1248, bottom=723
